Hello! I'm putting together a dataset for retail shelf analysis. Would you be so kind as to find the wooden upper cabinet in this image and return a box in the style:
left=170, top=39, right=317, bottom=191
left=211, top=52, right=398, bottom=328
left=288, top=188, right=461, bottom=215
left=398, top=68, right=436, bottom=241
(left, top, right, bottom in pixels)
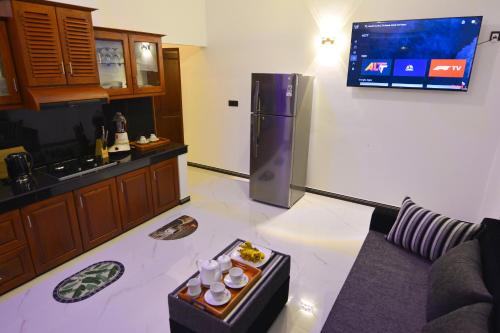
left=129, top=33, right=165, bottom=95
left=10, top=1, right=66, bottom=87
left=21, top=193, right=83, bottom=274
left=0, top=21, right=21, bottom=106
left=56, top=7, right=99, bottom=85
left=94, top=28, right=133, bottom=96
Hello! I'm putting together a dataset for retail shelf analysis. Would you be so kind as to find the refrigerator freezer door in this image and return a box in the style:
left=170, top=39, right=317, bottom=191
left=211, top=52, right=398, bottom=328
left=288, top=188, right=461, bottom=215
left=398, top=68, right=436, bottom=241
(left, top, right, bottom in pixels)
left=250, top=114, right=294, bottom=207
left=251, top=73, right=297, bottom=116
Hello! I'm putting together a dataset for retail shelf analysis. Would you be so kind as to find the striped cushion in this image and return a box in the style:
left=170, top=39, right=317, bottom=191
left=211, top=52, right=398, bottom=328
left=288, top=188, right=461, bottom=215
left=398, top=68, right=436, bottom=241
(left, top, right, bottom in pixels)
left=386, top=197, right=482, bottom=261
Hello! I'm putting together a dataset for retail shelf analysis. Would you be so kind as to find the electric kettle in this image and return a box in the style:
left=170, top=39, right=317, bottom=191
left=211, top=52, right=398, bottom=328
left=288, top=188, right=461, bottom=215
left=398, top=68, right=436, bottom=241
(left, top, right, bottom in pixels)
left=5, top=152, right=33, bottom=184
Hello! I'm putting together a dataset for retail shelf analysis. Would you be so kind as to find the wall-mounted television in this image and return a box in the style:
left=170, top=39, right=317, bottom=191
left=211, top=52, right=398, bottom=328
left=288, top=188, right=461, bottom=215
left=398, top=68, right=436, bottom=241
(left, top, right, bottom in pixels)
left=346, top=16, right=483, bottom=91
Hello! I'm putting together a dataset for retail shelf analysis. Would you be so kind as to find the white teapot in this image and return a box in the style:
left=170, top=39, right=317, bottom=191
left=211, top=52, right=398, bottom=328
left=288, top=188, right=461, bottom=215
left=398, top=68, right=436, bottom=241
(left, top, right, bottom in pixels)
left=197, top=259, right=222, bottom=286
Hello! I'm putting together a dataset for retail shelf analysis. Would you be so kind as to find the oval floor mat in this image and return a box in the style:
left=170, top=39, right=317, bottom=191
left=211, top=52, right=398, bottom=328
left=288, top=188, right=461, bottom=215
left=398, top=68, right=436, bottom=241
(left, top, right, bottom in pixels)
left=149, top=215, right=198, bottom=240
left=53, top=261, right=124, bottom=303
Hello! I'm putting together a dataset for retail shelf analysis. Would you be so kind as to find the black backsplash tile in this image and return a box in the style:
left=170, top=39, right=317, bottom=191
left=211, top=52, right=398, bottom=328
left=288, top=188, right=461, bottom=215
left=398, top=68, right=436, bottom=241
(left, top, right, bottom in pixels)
left=0, top=98, right=154, bottom=167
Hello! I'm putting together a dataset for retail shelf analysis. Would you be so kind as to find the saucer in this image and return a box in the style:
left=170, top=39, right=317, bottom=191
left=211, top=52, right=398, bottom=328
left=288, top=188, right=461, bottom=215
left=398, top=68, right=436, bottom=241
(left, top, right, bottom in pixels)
left=224, top=273, right=249, bottom=289
left=204, top=289, right=231, bottom=306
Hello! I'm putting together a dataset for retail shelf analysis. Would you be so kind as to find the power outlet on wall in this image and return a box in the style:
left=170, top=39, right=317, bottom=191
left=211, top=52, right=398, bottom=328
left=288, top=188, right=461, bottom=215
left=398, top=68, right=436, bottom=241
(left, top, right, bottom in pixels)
left=491, top=31, right=500, bottom=42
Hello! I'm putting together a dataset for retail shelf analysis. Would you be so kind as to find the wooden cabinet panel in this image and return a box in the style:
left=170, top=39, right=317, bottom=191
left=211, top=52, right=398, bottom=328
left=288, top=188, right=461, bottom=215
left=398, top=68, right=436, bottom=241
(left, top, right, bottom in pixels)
left=74, top=179, right=122, bottom=251
left=94, top=28, right=134, bottom=96
left=150, top=158, right=179, bottom=215
left=129, top=33, right=165, bottom=95
left=0, top=210, right=26, bottom=254
left=117, top=167, right=153, bottom=231
left=11, top=1, right=67, bottom=87
left=153, top=48, right=184, bottom=143
left=0, top=21, right=21, bottom=106
left=56, top=7, right=99, bottom=85
left=0, top=246, right=35, bottom=295
left=22, top=193, right=82, bottom=274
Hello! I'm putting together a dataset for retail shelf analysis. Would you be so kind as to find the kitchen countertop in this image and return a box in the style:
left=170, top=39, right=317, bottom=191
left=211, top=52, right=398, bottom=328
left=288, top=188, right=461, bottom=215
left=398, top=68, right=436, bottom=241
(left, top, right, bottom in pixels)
left=0, top=143, right=188, bottom=214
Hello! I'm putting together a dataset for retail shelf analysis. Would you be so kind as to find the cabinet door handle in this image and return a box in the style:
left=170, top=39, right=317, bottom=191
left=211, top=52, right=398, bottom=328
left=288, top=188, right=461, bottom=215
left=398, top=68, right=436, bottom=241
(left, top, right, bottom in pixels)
left=69, top=62, right=73, bottom=75
left=79, top=196, right=84, bottom=208
left=27, top=216, right=32, bottom=229
left=120, top=182, right=124, bottom=193
left=12, top=78, right=18, bottom=92
left=61, top=61, right=66, bottom=75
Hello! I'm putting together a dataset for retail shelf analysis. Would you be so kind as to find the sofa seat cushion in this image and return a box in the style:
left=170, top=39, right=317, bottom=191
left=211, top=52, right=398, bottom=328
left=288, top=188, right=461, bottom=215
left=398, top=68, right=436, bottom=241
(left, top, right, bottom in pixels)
left=427, top=239, right=492, bottom=321
left=321, top=231, right=431, bottom=333
left=422, top=303, right=492, bottom=333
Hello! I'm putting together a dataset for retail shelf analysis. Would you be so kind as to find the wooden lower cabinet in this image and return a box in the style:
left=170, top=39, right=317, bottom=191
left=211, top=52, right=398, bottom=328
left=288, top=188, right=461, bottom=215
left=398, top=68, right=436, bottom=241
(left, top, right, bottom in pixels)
left=150, top=159, right=179, bottom=215
left=0, top=210, right=27, bottom=254
left=117, top=167, right=154, bottom=231
left=74, top=179, right=122, bottom=251
left=0, top=209, right=35, bottom=294
left=0, top=158, right=181, bottom=293
left=22, top=193, right=83, bottom=274
left=0, top=246, right=35, bottom=295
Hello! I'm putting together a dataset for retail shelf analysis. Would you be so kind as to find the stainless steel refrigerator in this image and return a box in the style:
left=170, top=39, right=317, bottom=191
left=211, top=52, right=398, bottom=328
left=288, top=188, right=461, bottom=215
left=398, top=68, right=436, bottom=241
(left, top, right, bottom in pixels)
left=250, top=73, right=314, bottom=208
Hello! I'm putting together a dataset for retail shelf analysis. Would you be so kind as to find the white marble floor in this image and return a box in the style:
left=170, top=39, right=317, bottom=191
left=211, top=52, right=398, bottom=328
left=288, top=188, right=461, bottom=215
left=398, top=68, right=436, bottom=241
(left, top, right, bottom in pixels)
left=0, top=167, right=373, bottom=333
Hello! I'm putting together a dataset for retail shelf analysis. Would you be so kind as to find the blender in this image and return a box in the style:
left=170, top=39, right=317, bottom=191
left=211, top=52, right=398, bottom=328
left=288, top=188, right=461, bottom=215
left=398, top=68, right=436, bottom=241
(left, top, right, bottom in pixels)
left=108, top=112, right=131, bottom=153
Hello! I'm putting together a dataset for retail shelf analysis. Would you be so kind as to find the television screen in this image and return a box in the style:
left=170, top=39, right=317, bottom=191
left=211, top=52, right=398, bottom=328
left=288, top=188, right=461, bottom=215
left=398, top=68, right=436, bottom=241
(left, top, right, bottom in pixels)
left=346, top=16, right=483, bottom=91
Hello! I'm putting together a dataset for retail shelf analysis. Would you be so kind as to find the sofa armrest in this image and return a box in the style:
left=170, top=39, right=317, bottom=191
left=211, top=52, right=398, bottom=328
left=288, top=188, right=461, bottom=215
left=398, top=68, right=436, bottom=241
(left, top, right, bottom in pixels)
left=369, top=206, right=399, bottom=235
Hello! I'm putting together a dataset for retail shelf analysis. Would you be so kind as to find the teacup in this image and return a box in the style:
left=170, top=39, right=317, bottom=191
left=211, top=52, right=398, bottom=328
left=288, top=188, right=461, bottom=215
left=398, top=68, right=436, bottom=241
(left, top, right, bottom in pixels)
left=210, top=282, right=226, bottom=301
left=229, top=267, right=244, bottom=285
left=149, top=133, right=159, bottom=142
left=187, top=277, right=201, bottom=297
left=217, top=255, right=232, bottom=273
left=138, top=136, right=148, bottom=144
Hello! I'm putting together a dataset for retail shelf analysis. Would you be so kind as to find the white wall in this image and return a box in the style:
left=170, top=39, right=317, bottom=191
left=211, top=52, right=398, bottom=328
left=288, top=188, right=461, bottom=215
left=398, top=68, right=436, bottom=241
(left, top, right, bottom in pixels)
left=181, top=0, right=500, bottom=222
left=58, top=0, right=207, bottom=45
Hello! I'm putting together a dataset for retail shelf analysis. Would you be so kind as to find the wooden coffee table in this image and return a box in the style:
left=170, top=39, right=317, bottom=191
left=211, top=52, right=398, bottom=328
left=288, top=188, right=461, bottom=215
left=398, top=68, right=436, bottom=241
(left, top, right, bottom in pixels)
left=168, top=239, right=291, bottom=333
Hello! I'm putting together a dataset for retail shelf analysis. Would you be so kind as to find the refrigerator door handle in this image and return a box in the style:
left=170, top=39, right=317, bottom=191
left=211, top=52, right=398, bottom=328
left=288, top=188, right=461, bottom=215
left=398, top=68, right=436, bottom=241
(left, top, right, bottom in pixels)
left=253, top=115, right=262, bottom=158
left=253, top=80, right=261, bottom=112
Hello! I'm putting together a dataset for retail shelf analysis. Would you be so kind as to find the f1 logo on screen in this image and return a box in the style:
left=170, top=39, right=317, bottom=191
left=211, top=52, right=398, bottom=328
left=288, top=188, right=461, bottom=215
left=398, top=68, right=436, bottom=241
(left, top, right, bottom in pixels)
left=361, top=59, right=392, bottom=76
left=429, top=59, right=467, bottom=78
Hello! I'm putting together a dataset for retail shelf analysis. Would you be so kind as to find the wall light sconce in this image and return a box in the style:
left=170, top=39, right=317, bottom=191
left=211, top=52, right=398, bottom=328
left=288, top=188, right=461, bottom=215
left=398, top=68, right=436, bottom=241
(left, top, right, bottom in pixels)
left=321, top=37, right=335, bottom=45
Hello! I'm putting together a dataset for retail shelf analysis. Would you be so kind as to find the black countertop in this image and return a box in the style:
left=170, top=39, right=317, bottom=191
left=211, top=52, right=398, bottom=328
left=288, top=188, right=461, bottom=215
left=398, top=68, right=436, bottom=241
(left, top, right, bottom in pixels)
left=0, top=143, right=188, bottom=214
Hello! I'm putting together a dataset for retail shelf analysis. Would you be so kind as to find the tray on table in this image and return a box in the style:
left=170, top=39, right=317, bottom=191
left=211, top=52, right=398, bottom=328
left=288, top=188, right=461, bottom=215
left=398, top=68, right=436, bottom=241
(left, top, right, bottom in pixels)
left=178, top=259, right=262, bottom=318
left=130, top=137, right=171, bottom=151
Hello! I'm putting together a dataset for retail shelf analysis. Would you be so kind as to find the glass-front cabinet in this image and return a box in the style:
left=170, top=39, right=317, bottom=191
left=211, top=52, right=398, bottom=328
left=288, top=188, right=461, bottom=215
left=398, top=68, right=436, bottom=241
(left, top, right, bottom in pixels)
left=94, top=28, right=165, bottom=98
left=0, top=21, right=21, bottom=107
left=129, top=33, right=165, bottom=94
left=94, top=29, right=133, bottom=97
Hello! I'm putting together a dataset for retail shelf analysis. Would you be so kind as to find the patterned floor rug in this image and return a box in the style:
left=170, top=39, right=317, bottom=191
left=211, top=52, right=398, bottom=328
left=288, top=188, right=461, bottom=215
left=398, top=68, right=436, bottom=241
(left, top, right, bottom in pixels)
left=149, top=215, right=198, bottom=240
left=53, top=261, right=124, bottom=303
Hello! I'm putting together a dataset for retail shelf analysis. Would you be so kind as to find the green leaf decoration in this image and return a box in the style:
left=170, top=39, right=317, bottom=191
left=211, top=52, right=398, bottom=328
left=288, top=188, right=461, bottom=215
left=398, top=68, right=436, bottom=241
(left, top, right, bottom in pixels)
left=72, top=285, right=86, bottom=299
left=82, top=277, right=102, bottom=284
left=108, top=266, right=118, bottom=279
left=59, top=288, right=76, bottom=295
left=60, top=281, right=79, bottom=290
left=85, top=268, right=110, bottom=275
left=86, top=284, right=98, bottom=291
